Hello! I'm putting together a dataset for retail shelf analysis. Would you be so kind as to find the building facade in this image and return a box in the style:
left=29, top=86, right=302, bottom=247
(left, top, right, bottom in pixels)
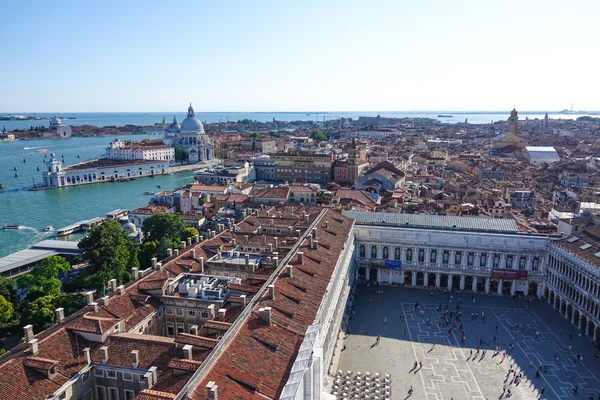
left=106, top=139, right=175, bottom=163
left=164, top=104, right=215, bottom=164
left=272, top=151, right=333, bottom=184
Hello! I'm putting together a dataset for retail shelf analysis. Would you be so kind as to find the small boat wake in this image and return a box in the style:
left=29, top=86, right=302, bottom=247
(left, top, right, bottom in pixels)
left=23, top=146, right=47, bottom=150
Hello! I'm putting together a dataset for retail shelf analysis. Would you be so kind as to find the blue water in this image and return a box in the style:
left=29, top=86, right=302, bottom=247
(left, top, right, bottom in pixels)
left=0, top=135, right=193, bottom=258
left=0, top=111, right=585, bottom=131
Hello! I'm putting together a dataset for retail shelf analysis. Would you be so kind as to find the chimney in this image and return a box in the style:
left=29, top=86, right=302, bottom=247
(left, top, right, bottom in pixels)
left=151, top=257, right=158, bottom=267
left=218, top=308, right=227, bottom=321
left=313, top=240, right=319, bottom=250
left=55, top=308, right=65, bottom=324
left=85, top=291, right=94, bottom=304
left=100, top=346, right=109, bottom=364
left=28, top=339, right=39, bottom=356
left=262, top=235, right=267, bottom=244
left=181, top=241, right=186, bottom=249
left=195, top=234, right=200, bottom=243
left=325, top=220, right=329, bottom=229
left=102, top=296, right=110, bottom=306
left=83, top=348, right=91, bottom=365
left=166, top=248, right=173, bottom=257
left=240, top=294, right=247, bottom=308
left=132, top=267, right=139, bottom=280
left=297, top=252, right=304, bottom=264
left=131, top=350, right=139, bottom=368
left=274, top=237, right=278, bottom=247
left=207, top=229, right=212, bottom=238
left=166, top=278, right=175, bottom=295
left=309, top=235, right=314, bottom=248
left=268, top=243, right=273, bottom=253
left=189, top=325, right=199, bottom=335
left=244, top=254, right=250, bottom=267
left=108, top=279, right=117, bottom=293
left=287, top=264, right=294, bottom=278
left=259, top=307, right=272, bottom=325
left=272, top=256, right=279, bottom=266
left=199, top=257, right=204, bottom=273
left=116, top=285, right=125, bottom=295
left=174, top=249, right=179, bottom=257
left=212, top=230, right=216, bottom=238
left=244, top=235, right=249, bottom=243
left=89, top=302, right=98, bottom=312
left=206, top=381, right=218, bottom=400
left=312, top=227, right=317, bottom=238
left=183, top=344, right=193, bottom=360
left=187, top=237, right=192, bottom=246
left=296, top=229, right=301, bottom=237
left=156, top=262, right=162, bottom=269
left=149, top=366, right=157, bottom=383
left=268, top=284, right=275, bottom=300
left=190, top=248, right=196, bottom=259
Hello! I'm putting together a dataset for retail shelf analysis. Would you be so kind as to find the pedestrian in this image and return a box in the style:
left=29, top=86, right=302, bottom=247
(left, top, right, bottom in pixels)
left=541, top=386, right=545, bottom=395
left=529, top=359, right=533, bottom=367
left=404, top=329, right=407, bottom=336
left=419, top=361, right=422, bottom=368
left=408, top=386, right=413, bottom=395
left=413, top=361, right=417, bottom=369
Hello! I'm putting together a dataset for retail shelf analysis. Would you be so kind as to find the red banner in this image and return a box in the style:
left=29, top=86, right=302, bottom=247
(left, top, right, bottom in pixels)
left=492, top=269, right=528, bottom=280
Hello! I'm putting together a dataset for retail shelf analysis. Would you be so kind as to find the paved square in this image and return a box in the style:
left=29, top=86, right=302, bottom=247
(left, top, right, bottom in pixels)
left=334, top=285, right=600, bottom=400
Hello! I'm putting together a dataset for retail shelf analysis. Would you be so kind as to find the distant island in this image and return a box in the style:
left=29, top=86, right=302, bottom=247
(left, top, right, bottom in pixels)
left=576, top=116, right=600, bottom=123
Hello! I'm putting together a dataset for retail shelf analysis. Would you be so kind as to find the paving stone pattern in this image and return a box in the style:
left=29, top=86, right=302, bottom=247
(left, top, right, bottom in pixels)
left=336, top=285, right=600, bottom=400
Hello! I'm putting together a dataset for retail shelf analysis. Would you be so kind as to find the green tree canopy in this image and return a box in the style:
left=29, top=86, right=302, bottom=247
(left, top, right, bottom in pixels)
left=140, top=138, right=151, bottom=143
left=17, top=256, right=70, bottom=298
left=185, top=227, right=199, bottom=239
left=142, top=213, right=187, bottom=245
left=0, top=295, right=14, bottom=325
left=78, top=220, right=135, bottom=295
left=311, top=130, right=327, bottom=141
left=0, top=277, right=16, bottom=302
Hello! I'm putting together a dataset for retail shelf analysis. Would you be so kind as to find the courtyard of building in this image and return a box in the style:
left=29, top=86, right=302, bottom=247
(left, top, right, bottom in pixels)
left=333, top=285, right=600, bottom=400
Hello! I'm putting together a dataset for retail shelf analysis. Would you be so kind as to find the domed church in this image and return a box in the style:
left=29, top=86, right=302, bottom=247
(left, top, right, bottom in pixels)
left=164, top=104, right=214, bottom=163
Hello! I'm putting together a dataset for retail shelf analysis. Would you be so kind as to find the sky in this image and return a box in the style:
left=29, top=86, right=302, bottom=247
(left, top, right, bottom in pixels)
left=1, top=0, right=599, bottom=112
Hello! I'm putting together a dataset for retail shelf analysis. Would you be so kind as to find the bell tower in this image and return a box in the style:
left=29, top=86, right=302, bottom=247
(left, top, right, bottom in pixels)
left=508, top=108, right=518, bottom=135
left=347, top=136, right=359, bottom=185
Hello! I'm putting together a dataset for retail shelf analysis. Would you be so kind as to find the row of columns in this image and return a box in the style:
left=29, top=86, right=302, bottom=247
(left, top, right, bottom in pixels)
left=364, top=268, right=530, bottom=296
left=548, top=289, right=599, bottom=342
left=549, top=251, right=600, bottom=298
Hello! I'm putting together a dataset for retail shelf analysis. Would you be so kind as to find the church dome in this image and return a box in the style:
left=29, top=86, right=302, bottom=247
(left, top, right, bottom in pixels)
left=50, top=116, right=61, bottom=126
left=168, top=115, right=181, bottom=133
left=123, top=221, right=137, bottom=234
left=180, top=103, right=204, bottom=132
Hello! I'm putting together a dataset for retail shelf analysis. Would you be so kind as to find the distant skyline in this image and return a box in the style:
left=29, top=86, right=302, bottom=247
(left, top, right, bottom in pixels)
left=2, top=0, right=599, bottom=112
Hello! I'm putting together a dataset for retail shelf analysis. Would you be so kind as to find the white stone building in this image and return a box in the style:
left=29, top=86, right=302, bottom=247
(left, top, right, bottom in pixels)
left=106, top=138, right=175, bottom=163
left=164, top=104, right=214, bottom=164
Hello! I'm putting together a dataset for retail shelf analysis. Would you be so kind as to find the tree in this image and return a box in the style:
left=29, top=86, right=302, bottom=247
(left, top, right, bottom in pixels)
left=78, top=220, right=134, bottom=296
left=174, top=147, right=189, bottom=163
left=0, top=296, right=13, bottom=325
left=186, top=227, right=199, bottom=239
left=311, top=130, right=327, bottom=141
left=141, top=138, right=151, bottom=143
left=17, top=256, right=71, bottom=299
left=249, top=132, right=260, bottom=139
left=0, top=277, right=16, bottom=302
left=22, top=296, right=55, bottom=331
left=142, top=213, right=187, bottom=245
left=139, top=240, right=159, bottom=268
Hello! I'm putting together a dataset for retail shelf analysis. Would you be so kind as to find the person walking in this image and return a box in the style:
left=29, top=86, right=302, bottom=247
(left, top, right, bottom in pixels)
left=529, top=359, right=533, bottom=368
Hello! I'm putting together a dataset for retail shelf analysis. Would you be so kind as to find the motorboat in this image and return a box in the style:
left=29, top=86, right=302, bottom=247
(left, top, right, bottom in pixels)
left=3, top=224, right=23, bottom=230
left=45, top=225, right=54, bottom=232
left=143, top=191, right=155, bottom=195
left=36, top=149, right=47, bottom=153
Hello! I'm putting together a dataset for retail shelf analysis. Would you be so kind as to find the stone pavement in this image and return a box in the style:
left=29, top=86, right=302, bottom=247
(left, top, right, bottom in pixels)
left=334, top=285, right=600, bottom=400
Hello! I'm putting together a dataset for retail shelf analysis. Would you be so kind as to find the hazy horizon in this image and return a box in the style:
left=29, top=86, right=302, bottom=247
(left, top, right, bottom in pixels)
left=2, top=0, right=599, bottom=112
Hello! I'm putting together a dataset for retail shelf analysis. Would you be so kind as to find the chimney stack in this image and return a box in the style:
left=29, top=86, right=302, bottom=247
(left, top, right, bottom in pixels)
left=218, top=308, right=226, bottom=321
left=131, top=350, right=139, bottom=368
left=190, top=248, right=196, bottom=259
left=325, top=220, right=329, bottom=229
left=85, top=291, right=94, bottom=304
left=189, top=325, right=199, bottom=335
left=297, top=252, right=304, bottom=264
left=108, top=279, right=117, bottom=293
left=116, top=285, right=125, bottom=295
left=206, top=381, right=218, bottom=400
left=312, top=228, right=317, bottom=238
left=187, top=237, right=192, bottom=246
left=199, top=257, right=204, bottom=273
left=83, top=348, right=91, bottom=365
left=102, top=296, right=110, bottom=306
left=89, top=302, right=98, bottom=312
left=151, top=257, right=158, bottom=267
left=132, top=267, right=139, bottom=280
left=313, top=240, right=319, bottom=250
left=259, top=307, right=272, bottom=325
left=296, top=229, right=301, bottom=237
left=309, top=235, right=314, bottom=248
left=195, top=234, right=200, bottom=244
left=268, top=243, right=273, bottom=253
left=244, top=254, right=250, bottom=267
left=55, top=308, right=65, bottom=324
left=268, top=284, right=275, bottom=300
left=28, top=339, right=39, bottom=356
left=181, top=241, right=186, bottom=249
left=166, top=248, right=173, bottom=257
left=287, top=264, right=294, bottom=278
left=100, top=346, right=109, bottom=364
left=240, top=294, right=247, bottom=308
left=174, top=249, right=179, bottom=257
left=274, top=237, right=278, bottom=248
left=183, top=344, right=193, bottom=360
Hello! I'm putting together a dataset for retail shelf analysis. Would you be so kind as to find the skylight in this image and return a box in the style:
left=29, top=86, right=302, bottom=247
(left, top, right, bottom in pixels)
left=580, top=243, right=592, bottom=250
left=594, top=252, right=600, bottom=258
left=567, top=236, right=579, bottom=243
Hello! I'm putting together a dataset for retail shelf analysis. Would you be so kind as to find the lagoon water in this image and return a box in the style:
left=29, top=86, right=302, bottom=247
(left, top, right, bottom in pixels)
left=0, top=135, right=192, bottom=258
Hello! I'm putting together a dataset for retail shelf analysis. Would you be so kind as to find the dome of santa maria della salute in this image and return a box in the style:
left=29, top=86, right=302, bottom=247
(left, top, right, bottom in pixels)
left=180, top=103, right=204, bottom=132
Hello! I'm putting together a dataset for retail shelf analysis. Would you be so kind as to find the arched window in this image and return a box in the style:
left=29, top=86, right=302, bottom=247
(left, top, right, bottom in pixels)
left=418, top=249, right=425, bottom=262
left=406, top=248, right=413, bottom=262
left=360, top=245, right=365, bottom=258
left=371, top=246, right=377, bottom=259
left=480, top=253, right=487, bottom=267
left=395, top=247, right=401, bottom=260
left=430, top=249, right=437, bottom=263
left=506, top=255, right=513, bottom=269
left=443, top=250, right=449, bottom=264
left=467, top=252, right=474, bottom=266
left=455, top=251, right=462, bottom=265
left=383, top=247, right=389, bottom=259
left=519, top=256, right=526, bottom=270
left=493, top=254, right=500, bottom=268
left=532, top=257, right=539, bottom=271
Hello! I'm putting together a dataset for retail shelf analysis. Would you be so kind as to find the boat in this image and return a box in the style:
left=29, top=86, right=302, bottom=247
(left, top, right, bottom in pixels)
left=437, top=114, right=454, bottom=118
left=144, top=191, right=155, bottom=195
left=36, top=149, right=47, bottom=153
left=3, top=224, right=23, bottom=230
left=157, top=184, right=161, bottom=189
left=45, top=225, right=54, bottom=232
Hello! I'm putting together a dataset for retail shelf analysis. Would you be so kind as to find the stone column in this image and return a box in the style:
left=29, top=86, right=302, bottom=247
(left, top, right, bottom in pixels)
left=500, top=255, right=507, bottom=269
left=487, top=253, right=494, bottom=269
left=472, top=277, right=478, bottom=292
left=460, top=276, right=465, bottom=291
left=497, top=279, right=503, bottom=295
left=424, top=273, right=429, bottom=287
left=411, top=272, right=417, bottom=287
left=449, top=251, right=456, bottom=266
left=511, top=280, right=516, bottom=296
left=475, top=253, right=481, bottom=268
left=367, top=268, right=371, bottom=281
left=461, top=253, right=468, bottom=268
left=565, top=303, right=569, bottom=319
left=400, top=272, right=405, bottom=285
left=448, top=274, right=453, bottom=290
left=377, top=268, right=381, bottom=283
left=526, top=255, right=532, bottom=271
left=571, top=311, right=576, bottom=326
left=435, top=273, right=441, bottom=289
left=485, top=278, right=490, bottom=294
left=524, top=282, right=530, bottom=296
left=388, top=271, right=392, bottom=285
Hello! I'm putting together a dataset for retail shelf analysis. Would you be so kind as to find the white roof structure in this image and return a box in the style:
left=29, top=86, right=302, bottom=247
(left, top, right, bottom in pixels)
left=0, top=240, right=80, bottom=276
left=525, top=146, right=560, bottom=165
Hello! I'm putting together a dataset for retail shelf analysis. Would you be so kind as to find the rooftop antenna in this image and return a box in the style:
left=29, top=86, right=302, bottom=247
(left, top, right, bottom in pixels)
left=570, top=102, right=574, bottom=112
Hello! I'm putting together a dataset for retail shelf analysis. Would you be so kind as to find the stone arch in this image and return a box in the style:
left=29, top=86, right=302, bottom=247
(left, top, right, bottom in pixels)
left=416, top=271, right=425, bottom=286
left=451, top=275, right=461, bottom=290
left=567, top=303, right=573, bottom=321
left=404, top=270, right=413, bottom=285
left=573, top=309, right=580, bottom=328
left=427, top=273, right=436, bottom=288
left=465, top=276, right=473, bottom=291
left=440, top=274, right=449, bottom=289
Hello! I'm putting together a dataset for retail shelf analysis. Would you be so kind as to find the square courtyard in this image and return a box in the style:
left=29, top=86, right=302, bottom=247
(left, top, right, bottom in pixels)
left=333, top=285, right=600, bottom=400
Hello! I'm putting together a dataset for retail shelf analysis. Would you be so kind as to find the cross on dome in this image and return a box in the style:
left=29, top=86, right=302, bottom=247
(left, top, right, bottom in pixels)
left=188, top=103, right=195, bottom=118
